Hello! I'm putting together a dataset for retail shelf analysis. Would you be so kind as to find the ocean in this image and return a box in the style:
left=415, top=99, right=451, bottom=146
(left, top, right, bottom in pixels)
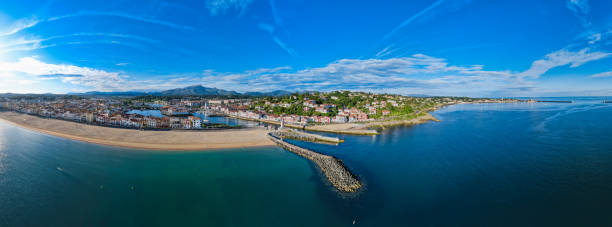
left=1, top=97, right=612, bottom=226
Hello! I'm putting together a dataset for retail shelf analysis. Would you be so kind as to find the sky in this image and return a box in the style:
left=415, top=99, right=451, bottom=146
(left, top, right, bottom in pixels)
left=1, top=0, right=612, bottom=97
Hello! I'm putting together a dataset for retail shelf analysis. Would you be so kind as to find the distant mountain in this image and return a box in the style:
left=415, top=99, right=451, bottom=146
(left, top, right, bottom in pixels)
left=404, top=94, right=431, bottom=97
left=63, top=85, right=294, bottom=97
left=79, top=91, right=150, bottom=96
left=160, top=85, right=240, bottom=96
left=244, top=90, right=293, bottom=97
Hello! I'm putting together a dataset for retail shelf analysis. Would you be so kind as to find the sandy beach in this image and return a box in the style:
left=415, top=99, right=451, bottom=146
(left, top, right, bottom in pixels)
left=0, top=111, right=275, bottom=151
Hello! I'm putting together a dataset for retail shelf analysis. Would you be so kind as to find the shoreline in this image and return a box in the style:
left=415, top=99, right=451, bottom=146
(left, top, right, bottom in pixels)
left=233, top=112, right=439, bottom=135
left=0, top=112, right=275, bottom=151
left=229, top=116, right=381, bottom=135
left=304, top=112, right=440, bottom=134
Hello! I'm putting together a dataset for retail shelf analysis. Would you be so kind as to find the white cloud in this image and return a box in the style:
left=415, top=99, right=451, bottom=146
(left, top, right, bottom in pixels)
left=206, top=0, right=253, bottom=16
left=0, top=57, right=125, bottom=91
left=0, top=57, right=208, bottom=93
left=1, top=33, right=159, bottom=55
left=200, top=54, right=516, bottom=93
left=272, top=36, right=297, bottom=57
left=0, top=17, right=39, bottom=37
left=0, top=11, right=194, bottom=39
left=375, top=44, right=397, bottom=58
left=518, top=48, right=611, bottom=79
left=566, top=0, right=591, bottom=27
left=47, top=11, right=195, bottom=31
left=269, top=0, right=283, bottom=26
left=380, top=0, right=446, bottom=42
left=591, top=70, right=612, bottom=78
left=258, top=23, right=275, bottom=33
left=588, top=33, right=602, bottom=44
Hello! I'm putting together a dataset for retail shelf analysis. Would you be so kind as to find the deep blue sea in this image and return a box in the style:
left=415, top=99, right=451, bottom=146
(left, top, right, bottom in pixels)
left=1, top=97, right=612, bottom=226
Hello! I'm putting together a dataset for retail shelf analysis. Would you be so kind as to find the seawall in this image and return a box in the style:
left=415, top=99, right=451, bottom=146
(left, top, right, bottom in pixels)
left=267, top=133, right=362, bottom=193
left=271, top=129, right=343, bottom=143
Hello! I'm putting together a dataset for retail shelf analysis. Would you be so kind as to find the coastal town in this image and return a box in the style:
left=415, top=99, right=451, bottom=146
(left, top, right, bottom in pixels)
left=0, top=91, right=517, bottom=130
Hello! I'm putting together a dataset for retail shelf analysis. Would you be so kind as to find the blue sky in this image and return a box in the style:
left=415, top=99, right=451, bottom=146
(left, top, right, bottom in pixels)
left=1, top=0, right=612, bottom=96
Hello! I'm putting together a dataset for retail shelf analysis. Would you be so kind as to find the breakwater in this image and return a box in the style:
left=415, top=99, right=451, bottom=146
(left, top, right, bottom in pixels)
left=267, top=133, right=362, bottom=193
left=271, top=129, right=343, bottom=143
left=534, top=100, right=573, bottom=103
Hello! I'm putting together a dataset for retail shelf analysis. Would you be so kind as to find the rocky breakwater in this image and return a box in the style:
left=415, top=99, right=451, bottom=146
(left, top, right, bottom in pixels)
left=271, top=129, right=343, bottom=144
left=267, top=133, right=362, bottom=193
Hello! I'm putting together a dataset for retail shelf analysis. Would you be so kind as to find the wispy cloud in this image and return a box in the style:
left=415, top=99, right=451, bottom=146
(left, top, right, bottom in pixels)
left=0, top=10, right=195, bottom=38
left=257, top=2, right=297, bottom=58
left=206, top=0, right=253, bottom=16
left=519, top=48, right=611, bottom=79
left=272, top=36, right=297, bottom=57
left=591, top=70, right=612, bottom=78
left=257, top=8, right=297, bottom=57
left=38, top=74, right=84, bottom=79
left=375, top=44, right=397, bottom=58
left=116, top=63, right=129, bottom=66
left=380, top=0, right=446, bottom=42
left=372, top=0, right=469, bottom=59
left=200, top=54, right=515, bottom=93
left=47, top=11, right=196, bottom=31
left=1, top=33, right=158, bottom=54
left=245, top=66, right=291, bottom=74
left=0, top=18, right=39, bottom=36
left=269, top=0, right=283, bottom=26
left=566, top=0, right=591, bottom=27
left=258, top=23, right=275, bottom=33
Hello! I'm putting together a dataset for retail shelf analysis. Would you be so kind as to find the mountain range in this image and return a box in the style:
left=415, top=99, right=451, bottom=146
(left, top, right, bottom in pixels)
left=75, top=85, right=293, bottom=97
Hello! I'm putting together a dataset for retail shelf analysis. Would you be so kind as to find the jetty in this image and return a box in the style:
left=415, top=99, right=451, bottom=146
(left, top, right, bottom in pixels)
left=526, top=99, right=573, bottom=103
left=270, top=129, right=343, bottom=144
left=537, top=100, right=572, bottom=103
left=267, top=133, right=362, bottom=193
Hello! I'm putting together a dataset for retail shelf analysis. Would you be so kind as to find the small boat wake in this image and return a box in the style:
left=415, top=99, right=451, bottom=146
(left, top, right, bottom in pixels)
left=533, top=104, right=612, bottom=132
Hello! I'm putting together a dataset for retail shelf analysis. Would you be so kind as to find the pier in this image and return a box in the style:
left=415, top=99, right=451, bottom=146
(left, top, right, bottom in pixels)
left=267, top=133, right=362, bottom=193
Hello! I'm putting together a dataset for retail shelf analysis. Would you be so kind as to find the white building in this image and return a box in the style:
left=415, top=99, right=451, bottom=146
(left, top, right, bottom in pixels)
left=191, top=117, right=202, bottom=128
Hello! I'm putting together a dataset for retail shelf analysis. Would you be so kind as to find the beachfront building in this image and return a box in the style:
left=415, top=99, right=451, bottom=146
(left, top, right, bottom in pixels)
left=181, top=118, right=192, bottom=129
left=189, top=116, right=202, bottom=129
left=145, top=117, right=157, bottom=128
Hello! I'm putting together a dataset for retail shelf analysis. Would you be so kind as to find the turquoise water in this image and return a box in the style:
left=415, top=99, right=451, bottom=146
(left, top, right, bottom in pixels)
left=1, top=97, right=612, bottom=226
